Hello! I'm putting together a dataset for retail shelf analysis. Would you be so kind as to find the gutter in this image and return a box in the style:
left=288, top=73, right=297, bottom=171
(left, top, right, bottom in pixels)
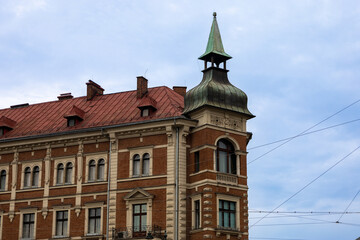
left=174, top=124, right=179, bottom=240
left=0, top=115, right=192, bottom=144
left=106, top=139, right=112, bottom=239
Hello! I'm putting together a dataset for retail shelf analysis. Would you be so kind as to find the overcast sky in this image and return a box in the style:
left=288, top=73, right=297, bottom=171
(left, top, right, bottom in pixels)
left=1, top=1, right=359, bottom=240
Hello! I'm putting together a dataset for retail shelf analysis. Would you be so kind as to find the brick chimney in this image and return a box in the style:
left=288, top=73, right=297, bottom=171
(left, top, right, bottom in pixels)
left=86, top=80, right=104, bottom=100
left=137, top=76, right=148, bottom=99
left=58, top=93, right=73, bottom=101
left=173, top=86, right=187, bottom=97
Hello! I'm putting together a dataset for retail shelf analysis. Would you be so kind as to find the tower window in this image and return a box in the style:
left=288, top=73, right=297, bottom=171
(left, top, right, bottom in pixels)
left=194, top=151, right=200, bottom=172
left=218, top=200, right=236, bottom=229
left=216, top=139, right=236, bottom=174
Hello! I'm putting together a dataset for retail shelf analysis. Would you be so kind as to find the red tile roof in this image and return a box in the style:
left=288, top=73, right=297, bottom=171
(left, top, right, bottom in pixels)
left=0, top=86, right=184, bottom=140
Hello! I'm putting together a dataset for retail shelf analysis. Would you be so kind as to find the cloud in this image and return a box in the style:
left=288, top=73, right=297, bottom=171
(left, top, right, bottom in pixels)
left=11, top=0, right=47, bottom=18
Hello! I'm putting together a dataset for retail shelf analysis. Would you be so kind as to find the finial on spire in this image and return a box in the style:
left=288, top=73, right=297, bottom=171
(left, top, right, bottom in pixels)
left=198, top=11, right=231, bottom=64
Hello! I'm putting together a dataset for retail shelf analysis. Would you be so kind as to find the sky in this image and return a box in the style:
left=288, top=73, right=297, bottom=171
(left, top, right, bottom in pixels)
left=1, top=1, right=360, bottom=240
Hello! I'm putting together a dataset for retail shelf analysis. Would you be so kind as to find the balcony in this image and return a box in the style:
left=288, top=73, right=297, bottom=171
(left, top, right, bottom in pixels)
left=216, top=172, right=238, bottom=185
left=112, top=225, right=166, bottom=240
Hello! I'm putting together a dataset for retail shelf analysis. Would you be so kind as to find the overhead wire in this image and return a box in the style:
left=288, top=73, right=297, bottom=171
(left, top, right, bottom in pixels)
left=249, top=144, right=360, bottom=228
left=248, top=118, right=360, bottom=150
left=248, top=98, right=360, bottom=165
left=336, top=189, right=360, bottom=223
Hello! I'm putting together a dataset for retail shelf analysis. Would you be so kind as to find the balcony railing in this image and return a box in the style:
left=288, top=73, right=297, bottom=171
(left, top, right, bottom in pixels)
left=112, top=225, right=165, bottom=239
left=216, top=172, right=238, bottom=185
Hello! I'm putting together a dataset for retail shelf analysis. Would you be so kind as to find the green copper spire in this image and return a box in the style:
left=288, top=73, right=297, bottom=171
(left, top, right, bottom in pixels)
left=183, top=13, right=254, bottom=118
left=199, top=12, right=232, bottom=64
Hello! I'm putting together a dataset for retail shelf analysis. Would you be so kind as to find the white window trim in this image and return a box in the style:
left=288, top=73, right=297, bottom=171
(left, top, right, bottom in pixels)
left=125, top=199, right=153, bottom=238
left=129, top=146, right=153, bottom=178
left=52, top=205, right=71, bottom=238
left=19, top=208, right=37, bottom=240
left=20, top=162, right=42, bottom=189
left=53, top=158, right=75, bottom=186
left=191, top=195, right=202, bottom=230
left=213, top=136, right=241, bottom=175
left=0, top=210, right=3, bottom=240
left=0, top=165, right=9, bottom=192
left=216, top=194, right=240, bottom=230
left=84, top=202, right=104, bottom=236
left=85, top=154, right=108, bottom=183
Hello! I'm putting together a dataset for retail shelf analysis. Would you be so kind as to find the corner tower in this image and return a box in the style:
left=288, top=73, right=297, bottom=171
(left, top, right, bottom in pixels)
left=185, top=13, right=254, bottom=240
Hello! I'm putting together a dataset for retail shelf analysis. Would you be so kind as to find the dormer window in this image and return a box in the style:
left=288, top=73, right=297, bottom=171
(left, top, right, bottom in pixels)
left=64, top=105, right=85, bottom=127
left=0, top=116, right=16, bottom=136
left=137, top=96, right=157, bottom=117
left=67, top=118, right=77, bottom=127
left=141, top=108, right=149, bottom=117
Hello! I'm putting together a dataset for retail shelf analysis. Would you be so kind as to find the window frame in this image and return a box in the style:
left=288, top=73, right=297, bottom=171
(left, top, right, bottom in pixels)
left=194, top=151, right=200, bottom=173
left=84, top=202, right=104, bottom=236
left=0, top=210, right=3, bottom=240
left=216, top=194, right=240, bottom=231
left=88, top=208, right=101, bottom=235
left=191, top=195, right=202, bottom=230
left=85, top=154, right=107, bottom=183
left=132, top=203, right=147, bottom=236
left=52, top=205, right=71, bottom=238
left=19, top=208, right=37, bottom=240
left=55, top=210, right=69, bottom=237
left=0, top=170, right=6, bottom=191
left=53, top=158, right=75, bottom=186
left=216, top=139, right=237, bottom=175
left=124, top=188, right=154, bottom=238
left=129, top=147, right=153, bottom=178
left=0, top=166, right=9, bottom=192
left=21, top=162, right=42, bottom=189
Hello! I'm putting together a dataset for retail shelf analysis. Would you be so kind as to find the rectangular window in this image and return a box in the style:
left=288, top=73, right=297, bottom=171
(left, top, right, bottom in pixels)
left=88, top=208, right=101, bottom=234
left=219, top=200, right=236, bottom=229
left=194, top=200, right=200, bottom=229
left=133, top=204, right=147, bottom=236
left=22, top=213, right=35, bottom=239
left=55, top=211, right=68, bottom=237
left=194, top=151, right=200, bottom=172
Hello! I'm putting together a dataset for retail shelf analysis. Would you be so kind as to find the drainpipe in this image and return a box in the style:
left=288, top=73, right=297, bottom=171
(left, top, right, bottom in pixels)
left=106, top=138, right=112, bottom=239
left=175, top=125, right=180, bottom=240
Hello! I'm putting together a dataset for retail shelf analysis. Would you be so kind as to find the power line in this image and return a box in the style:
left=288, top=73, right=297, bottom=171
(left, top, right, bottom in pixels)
left=249, top=144, right=360, bottom=228
left=248, top=118, right=360, bottom=150
left=337, top=189, right=360, bottom=223
left=248, top=98, right=360, bottom=165
left=250, top=237, right=308, bottom=240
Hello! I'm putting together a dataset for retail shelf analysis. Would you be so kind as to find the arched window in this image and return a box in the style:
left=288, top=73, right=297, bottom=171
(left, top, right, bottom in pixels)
left=24, top=167, right=31, bottom=187
left=142, top=153, right=150, bottom=176
left=133, top=154, right=140, bottom=176
left=65, top=162, right=73, bottom=184
left=57, top=163, right=64, bottom=184
left=216, top=139, right=236, bottom=174
left=32, top=166, right=40, bottom=187
left=0, top=170, right=6, bottom=190
left=88, top=160, right=96, bottom=181
left=97, top=159, right=105, bottom=181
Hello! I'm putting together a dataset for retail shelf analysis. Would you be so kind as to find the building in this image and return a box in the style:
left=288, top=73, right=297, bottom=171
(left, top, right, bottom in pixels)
left=0, top=13, right=254, bottom=240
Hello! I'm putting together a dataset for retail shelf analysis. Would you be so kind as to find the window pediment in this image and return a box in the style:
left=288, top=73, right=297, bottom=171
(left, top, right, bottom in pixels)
left=123, top=188, right=153, bottom=201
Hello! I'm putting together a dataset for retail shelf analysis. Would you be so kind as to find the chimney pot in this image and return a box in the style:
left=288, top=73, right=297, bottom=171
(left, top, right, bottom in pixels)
left=86, top=80, right=104, bottom=100
left=173, top=86, right=187, bottom=97
left=137, top=76, right=148, bottom=99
